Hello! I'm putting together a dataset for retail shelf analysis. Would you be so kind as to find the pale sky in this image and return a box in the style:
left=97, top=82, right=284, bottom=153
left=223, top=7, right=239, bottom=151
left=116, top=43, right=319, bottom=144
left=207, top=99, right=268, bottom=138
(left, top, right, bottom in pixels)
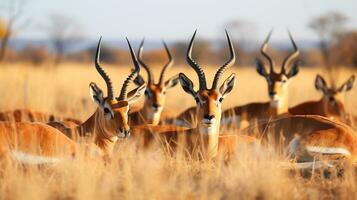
left=6, top=0, right=357, bottom=42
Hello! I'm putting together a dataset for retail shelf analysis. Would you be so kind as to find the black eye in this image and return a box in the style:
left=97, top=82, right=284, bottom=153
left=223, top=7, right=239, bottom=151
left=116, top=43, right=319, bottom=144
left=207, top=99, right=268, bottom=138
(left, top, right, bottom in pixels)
left=219, top=97, right=223, bottom=103
left=144, top=90, right=149, bottom=95
left=104, top=107, right=110, bottom=113
left=282, top=80, right=287, bottom=83
left=163, top=91, right=166, bottom=95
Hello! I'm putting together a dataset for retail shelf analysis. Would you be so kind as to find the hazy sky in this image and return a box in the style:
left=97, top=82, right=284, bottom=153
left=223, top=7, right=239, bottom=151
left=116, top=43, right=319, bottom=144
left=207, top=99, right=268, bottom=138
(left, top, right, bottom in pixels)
left=8, top=0, right=357, bottom=42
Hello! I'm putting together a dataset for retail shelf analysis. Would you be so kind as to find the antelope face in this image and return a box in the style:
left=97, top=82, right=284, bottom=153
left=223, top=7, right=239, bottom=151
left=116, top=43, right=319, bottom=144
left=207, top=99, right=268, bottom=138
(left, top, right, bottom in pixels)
left=256, top=61, right=299, bottom=107
left=315, top=74, right=355, bottom=113
left=135, top=75, right=179, bottom=124
left=135, top=39, right=179, bottom=124
left=89, top=82, right=146, bottom=138
left=179, top=73, right=236, bottom=135
left=255, top=30, right=300, bottom=108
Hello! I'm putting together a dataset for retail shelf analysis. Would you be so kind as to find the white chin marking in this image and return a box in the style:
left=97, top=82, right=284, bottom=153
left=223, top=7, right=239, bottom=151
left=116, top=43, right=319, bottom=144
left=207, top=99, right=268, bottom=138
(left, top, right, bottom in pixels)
left=11, top=151, right=60, bottom=165
left=270, top=100, right=280, bottom=108
left=199, top=124, right=217, bottom=135
left=118, top=132, right=126, bottom=138
left=306, top=146, right=351, bottom=156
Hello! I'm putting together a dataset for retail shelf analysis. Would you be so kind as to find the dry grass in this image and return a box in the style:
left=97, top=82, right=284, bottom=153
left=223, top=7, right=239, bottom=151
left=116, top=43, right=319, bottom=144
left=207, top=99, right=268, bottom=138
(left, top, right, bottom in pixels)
left=0, top=63, right=357, bottom=199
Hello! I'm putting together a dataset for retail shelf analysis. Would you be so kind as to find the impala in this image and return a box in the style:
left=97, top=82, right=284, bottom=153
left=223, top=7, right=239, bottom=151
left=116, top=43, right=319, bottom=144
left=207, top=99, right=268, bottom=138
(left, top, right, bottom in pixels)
left=0, top=108, right=81, bottom=125
left=243, top=115, right=357, bottom=163
left=0, top=122, right=77, bottom=164
left=289, top=74, right=355, bottom=122
left=221, top=30, right=300, bottom=129
left=132, top=30, right=257, bottom=159
left=129, top=39, right=179, bottom=125
left=0, top=37, right=147, bottom=164
left=51, top=37, right=147, bottom=157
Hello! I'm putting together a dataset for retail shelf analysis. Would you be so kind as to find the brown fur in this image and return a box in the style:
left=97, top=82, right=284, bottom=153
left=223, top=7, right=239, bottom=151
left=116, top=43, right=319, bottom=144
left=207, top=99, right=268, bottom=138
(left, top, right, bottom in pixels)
left=0, top=122, right=76, bottom=159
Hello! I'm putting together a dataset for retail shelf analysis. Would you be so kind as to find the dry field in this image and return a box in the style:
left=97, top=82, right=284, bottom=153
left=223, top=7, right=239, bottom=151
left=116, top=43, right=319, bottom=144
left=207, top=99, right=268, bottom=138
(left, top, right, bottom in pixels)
left=0, top=63, right=357, bottom=199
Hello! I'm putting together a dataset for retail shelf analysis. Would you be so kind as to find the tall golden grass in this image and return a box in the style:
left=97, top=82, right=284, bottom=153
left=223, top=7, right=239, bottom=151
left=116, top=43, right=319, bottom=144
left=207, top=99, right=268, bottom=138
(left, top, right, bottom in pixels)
left=0, top=63, right=357, bottom=199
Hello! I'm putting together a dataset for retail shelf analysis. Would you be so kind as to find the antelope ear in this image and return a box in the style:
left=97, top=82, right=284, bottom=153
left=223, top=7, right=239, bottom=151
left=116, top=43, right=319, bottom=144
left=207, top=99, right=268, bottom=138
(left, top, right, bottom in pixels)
left=219, top=73, right=236, bottom=98
left=89, top=82, right=105, bottom=105
left=255, top=58, right=268, bottom=77
left=164, top=74, right=180, bottom=89
left=178, top=73, right=196, bottom=97
left=134, top=74, right=145, bottom=86
left=127, top=83, right=147, bottom=104
left=315, top=74, right=328, bottom=93
left=286, top=60, right=300, bottom=78
left=338, top=75, right=355, bottom=92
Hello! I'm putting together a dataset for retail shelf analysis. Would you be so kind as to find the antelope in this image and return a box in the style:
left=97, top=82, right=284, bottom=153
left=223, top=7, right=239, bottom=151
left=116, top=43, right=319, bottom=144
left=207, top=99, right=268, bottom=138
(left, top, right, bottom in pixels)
left=42, top=37, right=147, bottom=158
left=289, top=74, right=355, bottom=122
left=0, top=37, right=146, bottom=164
left=132, top=31, right=257, bottom=159
left=243, top=115, right=357, bottom=163
left=0, top=108, right=81, bottom=125
left=221, top=30, right=300, bottom=129
left=129, top=39, right=179, bottom=125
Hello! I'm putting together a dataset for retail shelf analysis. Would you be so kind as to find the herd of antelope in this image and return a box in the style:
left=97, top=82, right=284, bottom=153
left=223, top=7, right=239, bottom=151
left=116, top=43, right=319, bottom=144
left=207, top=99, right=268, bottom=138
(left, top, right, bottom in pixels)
left=0, top=29, right=356, bottom=168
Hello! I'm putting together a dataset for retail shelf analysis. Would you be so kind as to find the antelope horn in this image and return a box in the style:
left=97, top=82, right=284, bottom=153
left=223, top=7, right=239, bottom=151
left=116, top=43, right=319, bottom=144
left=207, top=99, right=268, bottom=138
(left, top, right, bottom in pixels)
left=281, top=30, right=300, bottom=74
left=212, top=30, right=236, bottom=89
left=95, top=36, right=114, bottom=100
left=137, top=38, right=153, bottom=84
left=187, top=30, right=207, bottom=90
left=158, top=40, right=174, bottom=85
left=117, top=38, right=141, bottom=101
left=261, top=29, right=274, bottom=73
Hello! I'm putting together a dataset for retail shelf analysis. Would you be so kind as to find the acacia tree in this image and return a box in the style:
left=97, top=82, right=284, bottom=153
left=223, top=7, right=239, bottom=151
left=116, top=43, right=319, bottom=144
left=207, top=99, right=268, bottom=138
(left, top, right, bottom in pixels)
left=0, top=0, right=25, bottom=62
left=308, top=11, right=349, bottom=67
left=44, top=14, right=84, bottom=66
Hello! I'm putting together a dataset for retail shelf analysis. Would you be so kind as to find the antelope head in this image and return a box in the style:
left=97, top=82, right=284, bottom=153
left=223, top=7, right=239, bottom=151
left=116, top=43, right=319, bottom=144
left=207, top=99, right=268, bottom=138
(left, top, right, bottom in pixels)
left=179, top=30, right=236, bottom=136
left=89, top=37, right=146, bottom=139
left=256, top=30, right=300, bottom=109
left=315, top=74, right=355, bottom=115
left=134, top=39, right=179, bottom=124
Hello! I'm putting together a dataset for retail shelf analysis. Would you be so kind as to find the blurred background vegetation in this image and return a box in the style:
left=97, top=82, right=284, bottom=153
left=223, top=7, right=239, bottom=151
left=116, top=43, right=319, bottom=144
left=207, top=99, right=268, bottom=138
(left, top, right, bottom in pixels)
left=1, top=0, right=357, bottom=69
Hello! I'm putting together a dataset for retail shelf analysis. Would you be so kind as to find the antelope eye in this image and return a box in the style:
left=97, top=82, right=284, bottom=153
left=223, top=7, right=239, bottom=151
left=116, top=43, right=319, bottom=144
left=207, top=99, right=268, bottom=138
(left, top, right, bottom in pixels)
left=104, top=107, right=110, bottom=113
left=194, top=97, right=200, bottom=103
left=162, top=91, right=166, bottom=95
left=219, top=97, right=223, bottom=103
left=282, top=80, right=287, bottom=83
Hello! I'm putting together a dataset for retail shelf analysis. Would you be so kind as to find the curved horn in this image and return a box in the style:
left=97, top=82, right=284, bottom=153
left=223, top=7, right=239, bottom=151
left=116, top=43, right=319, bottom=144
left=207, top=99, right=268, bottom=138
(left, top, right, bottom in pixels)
left=281, top=30, right=300, bottom=74
left=158, top=40, right=174, bottom=85
left=260, top=29, right=274, bottom=73
left=212, top=30, right=236, bottom=89
left=187, top=30, right=207, bottom=90
left=117, top=38, right=141, bottom=101
left=95, top=36, right=114, bottom=100
left=137, top=38, right=153, bottom=84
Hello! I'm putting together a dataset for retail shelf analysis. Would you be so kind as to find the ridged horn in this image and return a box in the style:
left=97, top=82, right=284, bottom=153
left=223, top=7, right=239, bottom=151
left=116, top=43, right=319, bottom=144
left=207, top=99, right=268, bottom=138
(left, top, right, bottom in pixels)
left=186, top=30, right=207, bottom=90
left=94, top=36, right=114, bottom=100
left=212, top=30, right=236, bottom=89
left=117, top=38, right=141, bottom=100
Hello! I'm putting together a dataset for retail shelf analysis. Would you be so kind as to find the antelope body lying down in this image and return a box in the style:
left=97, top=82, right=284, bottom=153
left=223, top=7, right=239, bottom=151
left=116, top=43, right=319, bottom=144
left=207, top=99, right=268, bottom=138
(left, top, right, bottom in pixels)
left=0, top=37, right=146, bottom=164
left=242, top=115, right=357, bottom=163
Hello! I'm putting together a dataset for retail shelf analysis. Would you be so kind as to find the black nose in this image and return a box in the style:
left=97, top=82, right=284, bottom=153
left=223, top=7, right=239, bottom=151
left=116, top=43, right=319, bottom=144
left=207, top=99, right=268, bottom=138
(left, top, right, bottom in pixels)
left=153, top=103, right=160, bottom=108
left=269, top=91, right=276, bottom=97
left=204, top=114, right=215, bottom=120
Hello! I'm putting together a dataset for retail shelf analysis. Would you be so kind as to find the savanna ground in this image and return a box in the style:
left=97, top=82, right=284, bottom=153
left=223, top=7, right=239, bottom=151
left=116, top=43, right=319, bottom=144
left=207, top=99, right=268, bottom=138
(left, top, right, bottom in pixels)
left=0, top=63, right=357, bottom=200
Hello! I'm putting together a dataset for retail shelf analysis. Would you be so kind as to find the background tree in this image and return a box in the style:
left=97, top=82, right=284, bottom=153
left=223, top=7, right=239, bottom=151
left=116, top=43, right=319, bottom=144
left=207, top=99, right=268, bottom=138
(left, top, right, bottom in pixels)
left=308, top=11, right=349, bottom=67
left=0, top=0, right=25, bottom=62
left=43, top=14, right=84, bottom=66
